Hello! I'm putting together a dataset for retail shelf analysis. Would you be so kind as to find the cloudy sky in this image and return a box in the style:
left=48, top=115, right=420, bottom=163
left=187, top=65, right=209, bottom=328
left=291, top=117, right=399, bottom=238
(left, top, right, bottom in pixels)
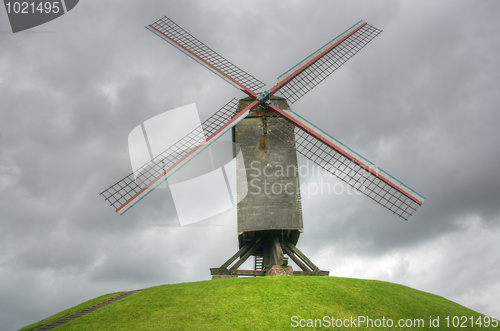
left=1, top=0, right=500, bottom=329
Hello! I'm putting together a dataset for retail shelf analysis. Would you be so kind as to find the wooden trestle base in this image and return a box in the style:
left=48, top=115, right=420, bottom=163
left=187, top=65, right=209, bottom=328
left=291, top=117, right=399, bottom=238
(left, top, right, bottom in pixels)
left=210, top=233, right=329, bottom=279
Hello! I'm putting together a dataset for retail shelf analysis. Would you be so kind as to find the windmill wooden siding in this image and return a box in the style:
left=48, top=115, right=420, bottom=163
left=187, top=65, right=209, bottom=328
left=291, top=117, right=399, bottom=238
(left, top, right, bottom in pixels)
left=234, top=97, right=303, bottom=244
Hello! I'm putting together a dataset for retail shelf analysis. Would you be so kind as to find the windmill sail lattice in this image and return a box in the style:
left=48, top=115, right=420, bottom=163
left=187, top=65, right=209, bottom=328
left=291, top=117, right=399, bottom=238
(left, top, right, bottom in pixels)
left=147, top=16, right=265, bottom=94
left=101, top=99, right=242, bottom=214
left=271, top=21, right=382, bottom=103
left=268, top=107, right=423, bottom=220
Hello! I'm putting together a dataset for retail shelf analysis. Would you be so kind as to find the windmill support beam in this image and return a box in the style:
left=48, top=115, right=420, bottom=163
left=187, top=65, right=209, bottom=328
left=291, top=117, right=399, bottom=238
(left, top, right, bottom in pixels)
left=229, top=240, right=262, bottom=271
left=281, top=243, right=311, bottom=272
left=220, top=241, right=255, bottom=270
left=283, top=240, right=329, bottom=276
left=263, top=235, right=285, bottom=268
left=211, top=239, right=263, bottom=278
left=211, top=231, right=328, bottom=278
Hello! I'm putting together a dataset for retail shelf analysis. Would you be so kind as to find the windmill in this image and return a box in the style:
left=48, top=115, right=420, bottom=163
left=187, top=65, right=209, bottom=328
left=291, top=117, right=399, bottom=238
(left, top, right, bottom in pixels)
left=101, top=17, right=425, bottom=278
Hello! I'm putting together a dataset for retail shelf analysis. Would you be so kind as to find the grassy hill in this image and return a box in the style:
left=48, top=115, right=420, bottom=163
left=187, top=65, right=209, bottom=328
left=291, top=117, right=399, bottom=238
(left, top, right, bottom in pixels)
left=22, top=276, right=499, bottom=330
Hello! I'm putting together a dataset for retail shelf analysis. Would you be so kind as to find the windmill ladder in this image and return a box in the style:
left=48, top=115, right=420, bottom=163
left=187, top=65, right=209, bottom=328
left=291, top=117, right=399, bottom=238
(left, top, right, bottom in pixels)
left=33, top=289, right=142, bottom=330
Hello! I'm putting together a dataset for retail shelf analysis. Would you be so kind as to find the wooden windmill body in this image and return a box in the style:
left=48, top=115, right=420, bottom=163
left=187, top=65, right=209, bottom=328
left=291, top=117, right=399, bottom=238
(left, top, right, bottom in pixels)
left=101, top=17, right=426, bottom=278
left=222, top=96, right=318, bottom=277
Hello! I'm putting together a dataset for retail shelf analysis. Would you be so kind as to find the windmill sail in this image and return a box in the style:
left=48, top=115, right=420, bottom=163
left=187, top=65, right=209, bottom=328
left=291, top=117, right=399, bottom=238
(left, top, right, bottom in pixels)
left=103, top=17, right=425, bottom=221
left=101, top=98, right=260, bottom=214
left=147, top=16, right=265, bottom=96
left=268, top=104, right=425, bottom=220
left=270, top=21, right=382, bottom=103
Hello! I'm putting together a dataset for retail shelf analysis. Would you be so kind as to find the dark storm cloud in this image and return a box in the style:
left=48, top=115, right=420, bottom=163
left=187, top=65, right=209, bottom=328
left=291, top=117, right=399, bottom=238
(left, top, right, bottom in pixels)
left=1, top=1, right=499, bottom=329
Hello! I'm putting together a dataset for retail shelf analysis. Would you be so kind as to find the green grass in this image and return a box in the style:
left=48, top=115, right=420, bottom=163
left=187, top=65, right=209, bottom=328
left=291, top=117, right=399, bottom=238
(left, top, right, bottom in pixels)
left=22, top=277, right=499, bottom=330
